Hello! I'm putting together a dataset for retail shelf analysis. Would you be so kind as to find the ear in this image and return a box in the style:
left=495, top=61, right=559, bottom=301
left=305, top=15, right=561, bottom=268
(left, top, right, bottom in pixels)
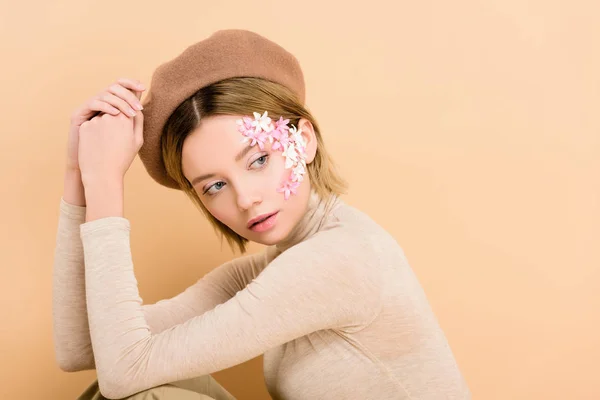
left=297, top=118, right=317, bottom=164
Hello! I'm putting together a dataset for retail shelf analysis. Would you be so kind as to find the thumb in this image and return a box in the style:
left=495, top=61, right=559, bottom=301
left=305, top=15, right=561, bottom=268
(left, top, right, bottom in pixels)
left=133, top=90, right=144, bottom=146
left=133, top=107, right=144, bottom=146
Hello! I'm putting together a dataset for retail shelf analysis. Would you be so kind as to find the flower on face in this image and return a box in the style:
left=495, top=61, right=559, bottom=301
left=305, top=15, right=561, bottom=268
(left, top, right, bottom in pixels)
left=236, top=116, right=254, bottom=133
left=252, top=111, right=273, bottom=133
left=240, top=131, right=253, bottom=144
left=294, top=140, right=307, bottom=163
left=270, top=128, right=284, bottom=151
left=237, top=112, right=307, bottom=200
left=277, top=132, right=291, bottom=150
left=281, top=143, right=298, bottom=169
left=291, top=159, right=306, bottom=182
left=275, top=116, right=290, bottom=134
left=240, top=129, right=269, bottom=150
left=270, top=116, right=291, bottom=150
left=289, top=125, right=306, bottom=149
left=277, top=179, right=301, bottom=200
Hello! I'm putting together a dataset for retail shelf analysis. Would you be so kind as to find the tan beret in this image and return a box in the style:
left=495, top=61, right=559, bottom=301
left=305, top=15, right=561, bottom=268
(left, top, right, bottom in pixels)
left=138, top=29, right=306, bottom=190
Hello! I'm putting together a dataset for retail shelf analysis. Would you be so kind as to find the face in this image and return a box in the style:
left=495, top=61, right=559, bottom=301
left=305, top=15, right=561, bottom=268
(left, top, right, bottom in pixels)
left=182, top=114, right=318, bottom=246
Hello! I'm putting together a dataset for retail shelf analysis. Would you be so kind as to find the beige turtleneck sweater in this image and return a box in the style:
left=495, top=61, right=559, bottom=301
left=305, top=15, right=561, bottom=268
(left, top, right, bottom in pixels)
left=52, top=190, right=471, bottom=400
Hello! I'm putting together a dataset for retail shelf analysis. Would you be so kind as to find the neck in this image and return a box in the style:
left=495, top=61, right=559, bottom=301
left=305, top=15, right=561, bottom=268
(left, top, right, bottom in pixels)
left=274, top=188, right=342, bottom=253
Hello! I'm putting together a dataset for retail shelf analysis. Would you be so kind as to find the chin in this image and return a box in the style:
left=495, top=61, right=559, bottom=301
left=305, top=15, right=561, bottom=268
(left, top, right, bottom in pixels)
left=246, top=225, right=287, bottom=246
left=242, top=210, right=293, bottom=246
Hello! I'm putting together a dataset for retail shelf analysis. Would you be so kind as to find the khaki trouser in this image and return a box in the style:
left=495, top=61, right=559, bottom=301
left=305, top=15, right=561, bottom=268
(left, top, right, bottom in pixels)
left=76, top=375, right=237, bottom=400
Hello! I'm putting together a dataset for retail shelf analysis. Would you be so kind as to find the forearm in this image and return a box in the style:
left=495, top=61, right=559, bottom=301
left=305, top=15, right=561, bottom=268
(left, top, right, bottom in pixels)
left=52, top=195, right=96, bottom=371
left=63, top=167, right=86, bottom=207
left=52, top=170, right=124, bottom=371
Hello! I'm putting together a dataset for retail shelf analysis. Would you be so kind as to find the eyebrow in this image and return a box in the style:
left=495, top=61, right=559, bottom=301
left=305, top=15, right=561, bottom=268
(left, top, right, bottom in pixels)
left=190, top=145, right=255, bottom=187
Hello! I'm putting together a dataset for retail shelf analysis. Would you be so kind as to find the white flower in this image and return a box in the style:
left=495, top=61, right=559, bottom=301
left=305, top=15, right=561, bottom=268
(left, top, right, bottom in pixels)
left=289, top=125, right=306, bottom=149
left=292, top=161, right=306, bottom=181
left=252, top=111, right=273, bottom=133
left=282, top=143, right=298, bottom=169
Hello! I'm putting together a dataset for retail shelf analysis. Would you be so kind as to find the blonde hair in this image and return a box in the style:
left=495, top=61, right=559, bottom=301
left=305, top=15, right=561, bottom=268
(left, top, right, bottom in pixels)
left=161, top=77, right=348, bottom=254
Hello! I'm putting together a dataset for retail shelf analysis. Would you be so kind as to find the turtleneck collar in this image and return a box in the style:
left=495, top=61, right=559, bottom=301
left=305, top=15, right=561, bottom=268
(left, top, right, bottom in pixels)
left=274, top=188, right=343, bottom=254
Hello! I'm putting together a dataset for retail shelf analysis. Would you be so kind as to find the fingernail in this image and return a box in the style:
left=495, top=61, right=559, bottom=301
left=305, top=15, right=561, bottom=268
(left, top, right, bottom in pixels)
left=135, top=103, right=143, bottom=110
left=129, top=109, right=137, bottom=116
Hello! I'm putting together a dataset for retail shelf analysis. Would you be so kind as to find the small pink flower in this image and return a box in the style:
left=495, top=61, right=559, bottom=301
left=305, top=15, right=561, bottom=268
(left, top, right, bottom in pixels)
left=240, top=129, right=254, bottom=144
left=277, top=132, right=291, bottom=150
left=277, top=180, right=301, bottom=200
left=270, top=129, right=285, bottom=151
left=236, top=116, right=254, bottom=133
left=252, top=131, right=269, bottom=150
left=269, top=117, right=290, bottom=151
left=241, top=129, right=269, bottom=150
left=275, top=116, right=290, bottom=133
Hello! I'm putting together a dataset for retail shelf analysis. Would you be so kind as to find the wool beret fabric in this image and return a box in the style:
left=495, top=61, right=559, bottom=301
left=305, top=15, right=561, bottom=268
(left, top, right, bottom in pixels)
left=138, top=29, right=306, bottom=190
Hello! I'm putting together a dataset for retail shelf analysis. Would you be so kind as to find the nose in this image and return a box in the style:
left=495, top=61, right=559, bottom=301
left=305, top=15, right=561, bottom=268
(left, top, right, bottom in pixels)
left=235, top=184, right=262, bottom=212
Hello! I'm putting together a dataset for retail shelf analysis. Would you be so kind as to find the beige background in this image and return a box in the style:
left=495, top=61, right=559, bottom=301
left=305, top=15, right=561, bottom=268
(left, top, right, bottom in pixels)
left=1, top=0, right=598, bottom=399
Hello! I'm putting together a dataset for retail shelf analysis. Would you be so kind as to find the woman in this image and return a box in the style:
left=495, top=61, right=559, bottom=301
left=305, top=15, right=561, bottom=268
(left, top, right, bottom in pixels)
left=53, top=30, right=471, bottom=400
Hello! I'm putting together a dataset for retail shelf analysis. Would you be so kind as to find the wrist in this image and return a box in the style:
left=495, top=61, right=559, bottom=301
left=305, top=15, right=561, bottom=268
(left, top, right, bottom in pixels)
left=83, top=178, right=125, bottom=222
left=63, top=168, right=86, bottom=207
left=81, top=173, right=124, bottom=189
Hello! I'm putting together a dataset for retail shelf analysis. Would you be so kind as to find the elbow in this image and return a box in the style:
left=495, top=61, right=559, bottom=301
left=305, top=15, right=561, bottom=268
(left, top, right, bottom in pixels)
left=97, top=381, right=127, bottom=400
left=55, top=351, right=93, bottom=373
left=56, top=359, right=77, bottom=373
left=56, top=357, right=84, bottom=373
left=95, top=361, right=140, bottom=399
left=53, top=336, right=96, bottom=372
left=96, top=374, right=138, bottom=400
left=94, top=337, right=153, bottom=398
left=54, top=345, right=96, bottom=372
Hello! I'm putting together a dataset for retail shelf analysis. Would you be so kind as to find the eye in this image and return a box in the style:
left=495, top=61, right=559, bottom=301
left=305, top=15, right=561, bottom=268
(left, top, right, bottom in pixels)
left=250, top=154, right=269, bottom=169
left=204, top=181, right=225, bottom=195
left=203, top=154, right=269, bottom=196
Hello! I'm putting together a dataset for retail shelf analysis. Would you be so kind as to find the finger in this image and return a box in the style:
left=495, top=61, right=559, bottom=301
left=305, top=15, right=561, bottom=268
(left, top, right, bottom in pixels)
left=134, top=90, right=146, bottom=110
left=88, top=99, right=120, bottom=116
left=117, top=79, right=146, bottom=104
left=133, top=109, right=144, bottom=146
left=107, top=83, right=143, bottom=113
left=99, top=92, right=138, bottom=117
left=134, top=90, right=142, bottom=102
left=116, top=78, right=146, bottom=91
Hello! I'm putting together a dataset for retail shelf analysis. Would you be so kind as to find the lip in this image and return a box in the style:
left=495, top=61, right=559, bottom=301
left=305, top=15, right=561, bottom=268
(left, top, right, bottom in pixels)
left=247, top=211, right=278, bottom=229
left=249, top=212, right=278, bottom=233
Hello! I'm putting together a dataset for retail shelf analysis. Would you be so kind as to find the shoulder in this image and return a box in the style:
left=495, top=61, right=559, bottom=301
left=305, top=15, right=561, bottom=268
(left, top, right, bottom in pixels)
left=268, top=200, right=399, bottom=263
left=320, top=200, right=401, bottom=258
left=269, top=202, right=394, bottom=281
left=265, top=200, right=403, bottom=279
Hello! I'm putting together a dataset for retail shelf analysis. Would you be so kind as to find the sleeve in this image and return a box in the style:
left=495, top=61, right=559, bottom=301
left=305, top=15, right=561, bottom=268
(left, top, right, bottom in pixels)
left=52, top=197, right=93, bottom=371
left=79, top=216, right=383, bottom=399
left=52, top=197, right=267, bottom=372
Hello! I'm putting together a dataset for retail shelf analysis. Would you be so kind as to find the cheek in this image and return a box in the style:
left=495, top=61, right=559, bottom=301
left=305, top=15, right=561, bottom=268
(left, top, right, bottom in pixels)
left=201, top=202, right=229, bottom=225
left=253, top=151, right=288, bottom=190
left=270, top=151, right=290, bottom=181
